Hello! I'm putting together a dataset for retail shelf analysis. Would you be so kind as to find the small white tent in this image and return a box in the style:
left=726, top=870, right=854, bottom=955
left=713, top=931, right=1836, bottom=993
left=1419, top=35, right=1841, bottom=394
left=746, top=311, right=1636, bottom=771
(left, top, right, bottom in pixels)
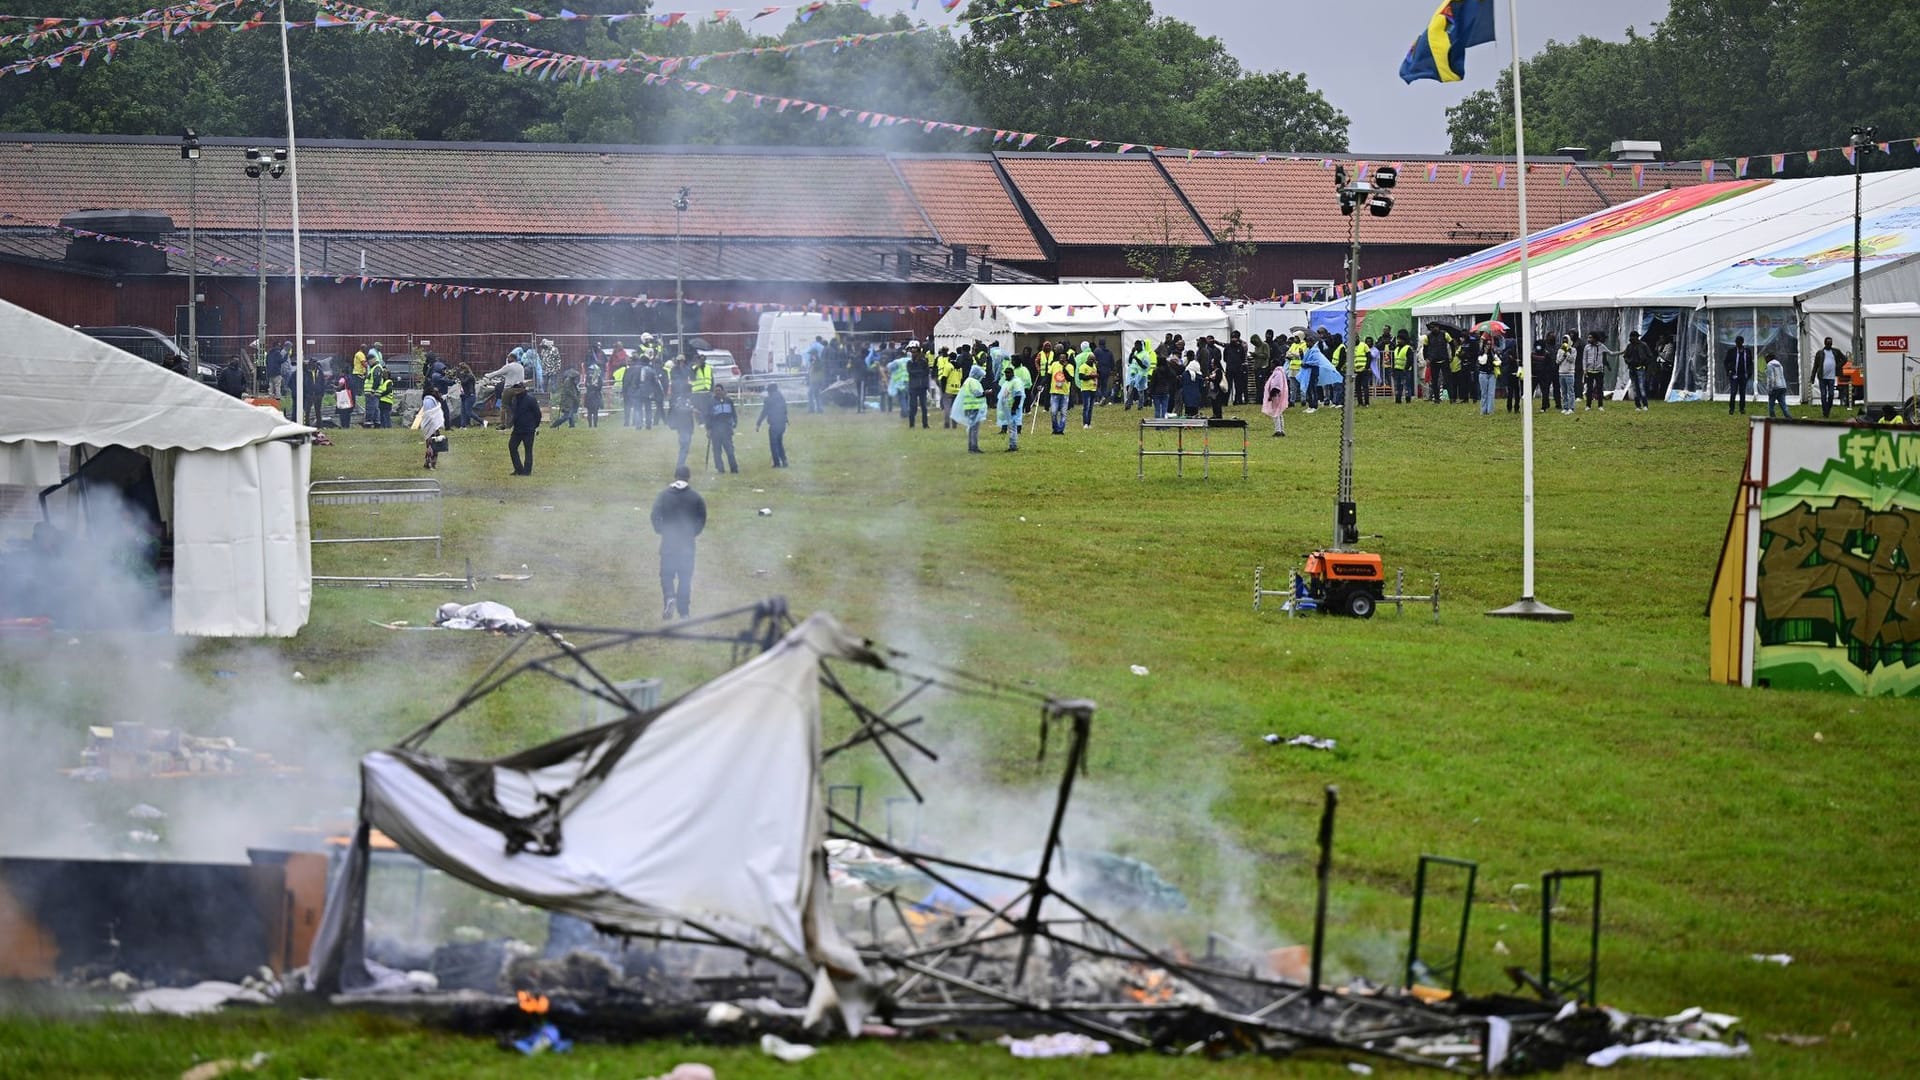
left=0, top=299, right=313, bottom=637
left=933, top=281, right=1230, bottom=359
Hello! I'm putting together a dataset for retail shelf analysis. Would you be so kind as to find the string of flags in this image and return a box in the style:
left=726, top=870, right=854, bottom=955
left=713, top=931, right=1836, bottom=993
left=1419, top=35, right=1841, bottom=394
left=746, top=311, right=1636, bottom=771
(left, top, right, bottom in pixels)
left=0, top=0, right=254, bottom=72
left=311, top=0, right=1084, bottom=77
left=4, top=0, right=1916, bottom=189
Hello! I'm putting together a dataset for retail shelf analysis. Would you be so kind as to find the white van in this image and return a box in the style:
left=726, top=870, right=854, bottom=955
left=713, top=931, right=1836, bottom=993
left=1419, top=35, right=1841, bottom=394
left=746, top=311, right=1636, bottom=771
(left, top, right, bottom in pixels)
left=750, top=313, right=836, bottom=374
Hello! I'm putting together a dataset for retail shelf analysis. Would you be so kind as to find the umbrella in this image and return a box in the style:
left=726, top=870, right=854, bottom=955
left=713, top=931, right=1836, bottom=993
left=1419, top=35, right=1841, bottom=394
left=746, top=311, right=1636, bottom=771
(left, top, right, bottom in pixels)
left=1469, top=318, right=1510, bottom=336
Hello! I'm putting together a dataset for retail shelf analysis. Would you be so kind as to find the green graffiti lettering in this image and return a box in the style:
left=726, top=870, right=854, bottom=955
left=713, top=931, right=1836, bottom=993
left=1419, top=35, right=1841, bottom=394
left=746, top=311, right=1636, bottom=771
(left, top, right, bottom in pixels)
left=1759, top=497, right=1920, bottom=658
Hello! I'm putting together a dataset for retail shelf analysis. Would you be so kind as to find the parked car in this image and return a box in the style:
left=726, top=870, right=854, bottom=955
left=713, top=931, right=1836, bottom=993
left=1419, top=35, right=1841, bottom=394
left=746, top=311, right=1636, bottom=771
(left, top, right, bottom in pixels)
left=75, top=325, right=218, bottom=384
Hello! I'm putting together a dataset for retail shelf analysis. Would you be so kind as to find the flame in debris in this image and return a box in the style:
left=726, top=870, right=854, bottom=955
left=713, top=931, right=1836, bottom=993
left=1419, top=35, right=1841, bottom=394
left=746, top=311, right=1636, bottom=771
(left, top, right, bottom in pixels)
left=517, top=990, right=550, bottom=1015
left=1125, top=967, right=1176, bottom=1004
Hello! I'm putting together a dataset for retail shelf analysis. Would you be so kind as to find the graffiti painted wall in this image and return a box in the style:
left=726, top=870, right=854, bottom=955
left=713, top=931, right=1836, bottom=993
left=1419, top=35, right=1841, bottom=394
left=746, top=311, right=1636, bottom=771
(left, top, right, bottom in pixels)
left=1754, top=425, right=1920, bottom=695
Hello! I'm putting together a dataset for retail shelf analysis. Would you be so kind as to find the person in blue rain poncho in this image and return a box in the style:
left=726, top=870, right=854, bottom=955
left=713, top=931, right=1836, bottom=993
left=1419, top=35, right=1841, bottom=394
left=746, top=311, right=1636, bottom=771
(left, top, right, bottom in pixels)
left=950, top=364, right=987, bottom=453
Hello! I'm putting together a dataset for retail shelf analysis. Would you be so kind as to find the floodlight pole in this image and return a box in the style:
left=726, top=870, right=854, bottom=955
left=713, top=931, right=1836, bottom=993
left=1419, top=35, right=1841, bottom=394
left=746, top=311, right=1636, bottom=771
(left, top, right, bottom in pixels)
left=1851, top=126, right=1874, bottom=394
left=181, top=129, right=200, bottom=367
left=1335, top=209, right=1359, bottom=551
left=674, top=186, right=690, bottom=363
left=1488, top=0, right=1571, bottom=622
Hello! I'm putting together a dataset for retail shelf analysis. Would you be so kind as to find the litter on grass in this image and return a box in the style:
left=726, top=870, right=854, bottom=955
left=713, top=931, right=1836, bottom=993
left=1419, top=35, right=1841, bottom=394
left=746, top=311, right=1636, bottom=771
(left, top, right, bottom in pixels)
left=1130, top=664, right=1149, bottom=675
left=998, top=1033, right=1112, bottom=1059
left=1750, top=953, right=1793, bottom=965
left=1265, top=734, right=1337, bottom=751
left=433, top=601, right=532, bottom=633
left=759, top=1034, right=817, bottom=1063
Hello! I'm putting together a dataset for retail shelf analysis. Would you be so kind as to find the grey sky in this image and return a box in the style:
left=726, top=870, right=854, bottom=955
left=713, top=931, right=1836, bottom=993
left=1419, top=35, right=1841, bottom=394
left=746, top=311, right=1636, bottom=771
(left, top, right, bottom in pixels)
left=1147, top=0, right=1674, bottom=153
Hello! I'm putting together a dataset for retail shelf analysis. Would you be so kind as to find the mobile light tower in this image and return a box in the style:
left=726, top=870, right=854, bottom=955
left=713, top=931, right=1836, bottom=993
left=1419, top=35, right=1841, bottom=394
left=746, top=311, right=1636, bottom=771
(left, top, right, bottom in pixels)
left=1850, top=125, right=1877, bottom=386
left=180, top=128, right=201, bottom=365
left=673, top=186, right=691, bottom=362
left=245, top=147, right=288, bottom=392
left=1331, top=163, right=1396, bottom=550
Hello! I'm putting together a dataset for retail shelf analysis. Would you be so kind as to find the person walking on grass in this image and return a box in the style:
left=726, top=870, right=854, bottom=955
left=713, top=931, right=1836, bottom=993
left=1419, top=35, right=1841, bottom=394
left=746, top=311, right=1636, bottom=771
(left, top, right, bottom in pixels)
left=1476, top=334, right=1499, bottom=416
left=583, top=363, right=603, bottom=428
left=955, top=364, right=987, bottom=453
left=420, top=391, right=446, bottom=471
left=757, top=382, right=791, bottom=468
left=708, top=384, right=740, bottom=475
left=1813, top=337, right=1845, bottom=417
left=508, top=379, right=542, bottom=476
left=650, top=465, right=706, bottom=621
left=551, top=369, right=581, bottom=428
left=1764, top=351, right=1794, bottom=419
left=999, top=355, right=1031, bottom=451
left=667, top=393, right=695, bottom=472
left=1261, top=359, right=1290, bottom=437
left=1076, top=341, right=1099, bottom=428
left=1624, top=330, right=1655, bottom=411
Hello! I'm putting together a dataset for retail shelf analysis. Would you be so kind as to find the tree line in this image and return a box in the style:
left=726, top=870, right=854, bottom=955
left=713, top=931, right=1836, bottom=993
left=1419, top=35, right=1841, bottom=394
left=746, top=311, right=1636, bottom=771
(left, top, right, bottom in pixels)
left=1446, top=0, right=1920, bottom=174
left=0, top=0, right=1349, bottom=153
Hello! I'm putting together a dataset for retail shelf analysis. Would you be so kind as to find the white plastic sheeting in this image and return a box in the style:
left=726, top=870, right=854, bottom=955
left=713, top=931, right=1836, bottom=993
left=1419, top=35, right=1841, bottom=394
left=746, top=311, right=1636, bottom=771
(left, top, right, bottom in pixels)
left=311, top=614, right=877, bottom=1031
left=0, top=298, right=312, bottom=636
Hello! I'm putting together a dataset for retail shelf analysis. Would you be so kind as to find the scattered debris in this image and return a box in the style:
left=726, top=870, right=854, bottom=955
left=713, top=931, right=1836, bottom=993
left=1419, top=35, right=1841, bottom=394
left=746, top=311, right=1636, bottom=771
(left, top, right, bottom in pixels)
left=642, top=1066, right=717, bottom=1080
left=758, top=508, right=774, bottom=516
left=1129, top=664, right=1149, bottom=675
left=511, top=1023, right=572, bottom=1056
left=1346, top=1063, right=1375, bottom=1076
left=1586, top=1037, right=1751, bottom=1067
left=1766, top=1033, right=1825, bottom=1047
left=126, top=829, right=161, bottom=845
left=1750, top=953, right=1793, bottom=966
left=704, top=1003, right=745, bottom=1027
left=107, top=972, right=138, bottom=992
left=179, top=1052, right=269, bottom=1080
left=291, top=671, right=305, bottom=681
left=998, top=1033, right=1112, bottom=1059
left=1493, top=940, right=1511, bottom=955
left=433, top=601, right=532, bottom=633
left=1265, top=733, right=1337, bottom=751
left=123, top=981, right=272, bottom=1017
left=490, top=574, right=533, bottom=582
left=72, top=725, right=293, bottom=781
left=758, top=1034, right=817, bottom=1063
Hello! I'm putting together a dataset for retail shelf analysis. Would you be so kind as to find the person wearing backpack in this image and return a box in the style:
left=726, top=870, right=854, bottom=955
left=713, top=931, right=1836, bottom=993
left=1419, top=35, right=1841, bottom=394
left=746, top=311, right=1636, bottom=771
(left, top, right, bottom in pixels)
left=508, top=382, right=542, bottom=476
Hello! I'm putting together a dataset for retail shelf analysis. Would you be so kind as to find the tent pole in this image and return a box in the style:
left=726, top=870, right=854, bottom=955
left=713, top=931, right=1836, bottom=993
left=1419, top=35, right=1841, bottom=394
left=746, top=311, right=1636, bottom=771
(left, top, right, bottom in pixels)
left=1488, top=0, right=1571, bottom=623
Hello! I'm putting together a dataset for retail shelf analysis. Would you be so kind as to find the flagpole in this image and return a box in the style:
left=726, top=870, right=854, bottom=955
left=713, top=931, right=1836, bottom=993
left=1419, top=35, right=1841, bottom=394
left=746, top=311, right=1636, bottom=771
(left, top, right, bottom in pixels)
left=1488, top=0, right=1571, bottom=622
left=281, top=0, right=308, bottom=428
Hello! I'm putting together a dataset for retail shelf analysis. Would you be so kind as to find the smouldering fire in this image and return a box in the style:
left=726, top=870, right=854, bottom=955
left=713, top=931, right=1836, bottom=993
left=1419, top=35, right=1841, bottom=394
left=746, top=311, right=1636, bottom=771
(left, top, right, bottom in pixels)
left=516, top=990, right=550, bottom=1015
left=1125, top=967, right=1176, bottom=1004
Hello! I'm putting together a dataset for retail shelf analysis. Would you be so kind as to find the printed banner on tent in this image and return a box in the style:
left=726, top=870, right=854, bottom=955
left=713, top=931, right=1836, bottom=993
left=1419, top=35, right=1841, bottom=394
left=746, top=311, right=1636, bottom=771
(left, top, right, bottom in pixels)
left=1663, top=204, right=1920, bottom=298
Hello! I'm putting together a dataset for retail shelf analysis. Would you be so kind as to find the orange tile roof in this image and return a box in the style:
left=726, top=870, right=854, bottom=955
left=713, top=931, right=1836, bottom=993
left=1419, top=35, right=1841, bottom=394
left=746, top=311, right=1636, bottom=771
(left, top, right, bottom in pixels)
left=0, top=137, right=934, bottom=240
left=892, top=156, right=1047, bottom=263
left=1158, top=155, right=1713, bottom=246
left=996, top=154, right=1211, bottom=247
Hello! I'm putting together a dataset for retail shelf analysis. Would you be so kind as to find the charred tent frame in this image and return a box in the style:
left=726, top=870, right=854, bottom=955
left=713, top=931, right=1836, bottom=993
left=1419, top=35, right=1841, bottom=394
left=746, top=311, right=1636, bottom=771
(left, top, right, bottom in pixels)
left=312, top=600, right=1660, bottom=1073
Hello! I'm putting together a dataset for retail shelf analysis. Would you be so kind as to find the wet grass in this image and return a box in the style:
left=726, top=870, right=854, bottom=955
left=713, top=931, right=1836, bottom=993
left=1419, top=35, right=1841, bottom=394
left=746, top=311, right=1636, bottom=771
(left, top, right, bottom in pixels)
left=15, top=396, right=1920, bottom=1076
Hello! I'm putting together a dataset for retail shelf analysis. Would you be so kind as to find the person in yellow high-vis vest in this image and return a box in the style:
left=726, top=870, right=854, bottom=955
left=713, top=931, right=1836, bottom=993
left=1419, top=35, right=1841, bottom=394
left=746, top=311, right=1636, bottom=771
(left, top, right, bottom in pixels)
left=1391, top=331, right=1415, bottom=403
left=1075, top=341, right=1098, bottom=428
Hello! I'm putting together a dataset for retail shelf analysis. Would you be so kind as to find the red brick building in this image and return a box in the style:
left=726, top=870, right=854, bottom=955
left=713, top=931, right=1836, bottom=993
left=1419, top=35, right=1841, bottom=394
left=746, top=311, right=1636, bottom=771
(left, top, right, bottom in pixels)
left=0, top=133, right=1708, bottom=368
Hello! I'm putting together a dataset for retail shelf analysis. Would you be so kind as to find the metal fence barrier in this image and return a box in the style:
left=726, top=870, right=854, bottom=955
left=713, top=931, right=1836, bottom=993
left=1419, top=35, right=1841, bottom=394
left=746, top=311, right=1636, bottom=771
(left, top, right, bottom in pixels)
left=309, top=478, right=443, bottom=558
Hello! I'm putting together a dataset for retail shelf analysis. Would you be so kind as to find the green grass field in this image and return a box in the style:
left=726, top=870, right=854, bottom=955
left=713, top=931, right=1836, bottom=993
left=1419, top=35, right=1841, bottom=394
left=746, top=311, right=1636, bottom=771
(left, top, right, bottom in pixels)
left=5, top=394, right=1917, bottom=1078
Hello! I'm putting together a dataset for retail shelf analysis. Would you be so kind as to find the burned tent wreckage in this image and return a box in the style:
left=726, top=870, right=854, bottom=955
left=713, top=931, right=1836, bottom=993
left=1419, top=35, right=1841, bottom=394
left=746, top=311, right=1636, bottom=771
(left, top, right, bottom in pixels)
left=307, top=603, right=1746, bottom=1072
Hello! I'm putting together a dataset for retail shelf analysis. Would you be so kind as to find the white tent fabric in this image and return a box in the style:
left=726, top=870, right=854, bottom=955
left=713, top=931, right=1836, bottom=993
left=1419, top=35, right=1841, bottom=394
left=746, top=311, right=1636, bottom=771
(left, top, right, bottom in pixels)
left=934, top=281, right=1230, bottom=357
left=312, top=614, right=877, bottom=1030
left=0, top=299, right=312, bottom=636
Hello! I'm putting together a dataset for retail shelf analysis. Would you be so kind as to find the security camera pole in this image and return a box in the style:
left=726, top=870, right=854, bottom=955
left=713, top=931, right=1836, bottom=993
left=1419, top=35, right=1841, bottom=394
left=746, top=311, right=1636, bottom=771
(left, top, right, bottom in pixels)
left=1331, top=163, right=1397, bottom=551
left=180, top=129, right=200, bottom=366
left=674, top=187, right=691, bottom=363
left=1850, top=125, right=1876, bottom=383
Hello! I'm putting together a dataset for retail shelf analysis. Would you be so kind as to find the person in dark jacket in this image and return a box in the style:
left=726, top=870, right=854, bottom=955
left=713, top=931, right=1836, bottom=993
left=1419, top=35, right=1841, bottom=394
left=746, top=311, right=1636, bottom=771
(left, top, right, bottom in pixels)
left=1725, top=335, right=1754, bottom=415
left=707, top=384, right=740, bottom=474
left=650, top=465, right=707, bottom=621
left=1180, top=354, right=1206, bottom=417
left=757, top=382, right=791, bottom=467
left=217, top=357, right=247, bottom=398
left=507, top=384, right=542, bottom=475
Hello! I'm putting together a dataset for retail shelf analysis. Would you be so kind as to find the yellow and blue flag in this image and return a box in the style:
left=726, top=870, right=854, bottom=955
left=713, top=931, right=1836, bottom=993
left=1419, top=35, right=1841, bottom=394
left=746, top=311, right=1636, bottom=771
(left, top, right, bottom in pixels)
left=1399, top=0, right=1496, bottom=84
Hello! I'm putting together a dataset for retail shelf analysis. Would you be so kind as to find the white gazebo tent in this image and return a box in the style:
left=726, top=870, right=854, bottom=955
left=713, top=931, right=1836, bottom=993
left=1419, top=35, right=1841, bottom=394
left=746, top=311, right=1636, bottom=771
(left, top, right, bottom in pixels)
left=934, top=281, right=1231, bottom=360
left=1320, top=171, right=1920, bottom=403
left=0, top=300, right=314, bottom=637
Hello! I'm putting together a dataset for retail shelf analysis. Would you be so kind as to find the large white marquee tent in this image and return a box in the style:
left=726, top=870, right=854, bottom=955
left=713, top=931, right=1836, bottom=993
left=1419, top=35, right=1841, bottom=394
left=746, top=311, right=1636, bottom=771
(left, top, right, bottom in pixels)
left=0, top=300, right=313, bottom=637
left=933, top=281, right=1230, bottom=359
left=1316, top=170, right=1920, bottom=403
